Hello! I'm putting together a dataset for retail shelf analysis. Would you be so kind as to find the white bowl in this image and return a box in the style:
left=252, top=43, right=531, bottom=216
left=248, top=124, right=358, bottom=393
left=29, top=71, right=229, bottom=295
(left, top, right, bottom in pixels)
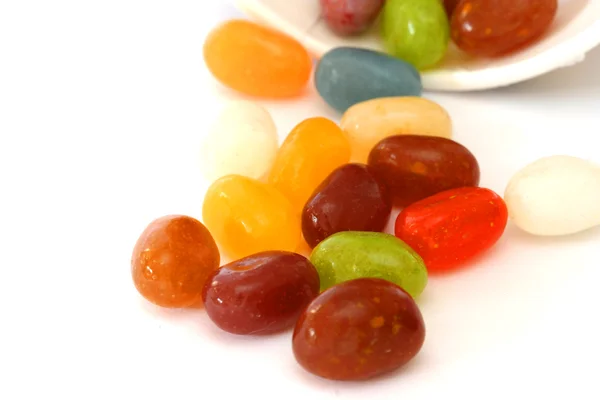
left=234, top=0, right=600, bottom=92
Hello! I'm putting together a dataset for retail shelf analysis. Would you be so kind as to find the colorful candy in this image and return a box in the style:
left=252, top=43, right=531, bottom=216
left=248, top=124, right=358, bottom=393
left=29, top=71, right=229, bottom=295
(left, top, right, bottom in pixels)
left=199, top=101, right=278, bottom=182
left=368, top=135, right=480, bottom=207
left=451, top=0, right=558, bottom=58
left=315, top=47, right=422, bottom=113
left=202, top=251, right=320, bottom=335
left=341, top=97, right=453, bottom=162
left=268, top=117, right=351, bottom=214
left=203, top=19, right=312, bottom=98
left=504, top=155, right=600, bottom=236
left=395, top=187, right=508, bottom=272
left=131, top=215, right=220, bottom=308
left=319, top=0, right=385, bottom=36
left=302, top=163, right=392, bottom=248
left=292, top=278, right=426, bottom=381
left=310, top=231, right=428, bottom=298
left=443, top=0, right=460, bottom=16
left=202, top=175, right=301, bottom=260
left=381, top=0, right=450, bottom=70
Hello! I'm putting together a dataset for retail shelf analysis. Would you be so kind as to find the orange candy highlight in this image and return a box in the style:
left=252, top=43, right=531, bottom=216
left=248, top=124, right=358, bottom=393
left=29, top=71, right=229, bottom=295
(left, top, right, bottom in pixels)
left=269, top=117, right=351, bottom=214
left=203, top=19, right=313, bottom=98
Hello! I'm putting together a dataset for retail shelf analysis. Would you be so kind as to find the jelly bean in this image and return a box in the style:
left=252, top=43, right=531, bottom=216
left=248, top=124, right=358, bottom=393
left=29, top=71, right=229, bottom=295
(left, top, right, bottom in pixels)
left=341, top=97, right=453, bottom=162
left=131, top=215, right=220, bottom=308
left=504, top=155, right=600, bottom=236
left=292, top=278, right=425, bottom=381
left=202, top=175, right=301, bottom=260
left=451, top=0, right=558, bottom=58
left=319, top=0, right=385, bottom=36
left=381, top=0, right=450, bottom=70
left=315, top=47, right=422, bottom=113
left=203, top=19, right=312, bottom=98
left=199, top=101, right=278, bottom=182
left=368, top=135, right=480, bottom=207
left=202, top=251, right=320, bottom=335
left=302, top=163, right=392, bottom=248
left=268, top=117, right=351, bottom=214
left=395, top=187, right=508, bottom=272
left=310, top=231, right=427, bottom=298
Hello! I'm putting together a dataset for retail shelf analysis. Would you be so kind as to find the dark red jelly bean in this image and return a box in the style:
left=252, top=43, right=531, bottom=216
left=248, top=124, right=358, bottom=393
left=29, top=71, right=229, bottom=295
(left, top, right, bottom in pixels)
left=292, top=278, right=426, bottom=381
left=320, top=0, right=385, bottom=36
left=394, top=187, right=508, bottom=273
left=202, top=251, right=320, bottom=335
left=368, top=135, right=480, bottom=207
left=302, top=163, right=392, bottom=248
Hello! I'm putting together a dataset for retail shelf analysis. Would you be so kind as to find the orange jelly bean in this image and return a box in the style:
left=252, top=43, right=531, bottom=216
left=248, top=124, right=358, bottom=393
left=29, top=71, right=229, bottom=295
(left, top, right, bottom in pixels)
left=202, top=175, right=302, bottom=260
left=203, top=19, right=313, bottom=98
left=268, top=117, right=351, bottom=213
left=131, top=215, right=220, bottom=308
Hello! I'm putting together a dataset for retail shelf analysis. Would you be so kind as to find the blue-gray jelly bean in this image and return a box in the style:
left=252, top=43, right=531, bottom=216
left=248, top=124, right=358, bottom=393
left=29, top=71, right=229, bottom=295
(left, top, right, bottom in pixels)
left=314, top=47, right=422, bottom=113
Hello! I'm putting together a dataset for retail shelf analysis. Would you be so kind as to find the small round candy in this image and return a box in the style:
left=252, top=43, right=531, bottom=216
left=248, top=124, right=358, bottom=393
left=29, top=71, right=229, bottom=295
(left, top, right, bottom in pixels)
left=131, top=215, right=220, bottom=308
left=368, top=135, right=480, bottom=207
left=293, top=278, right=426, bottom=381
left=381, top=0, right=450, bottom=70
left=203, top=19, right=312, bottom=98
left=202, top=175, right=301, bottom=260
left=320, top=0, right=385, bottom=36
left=199, top=101, right=278, bottom=182
left=203, top=251, right=320, bottom=335
left=451, top=0, right=558, bottom=58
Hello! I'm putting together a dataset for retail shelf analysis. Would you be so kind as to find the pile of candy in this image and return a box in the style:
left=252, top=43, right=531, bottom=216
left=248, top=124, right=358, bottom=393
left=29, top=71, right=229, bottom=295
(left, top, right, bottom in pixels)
left=321, top=0, right=559, bottom=70
left=131, top=3, right=600, bottom=383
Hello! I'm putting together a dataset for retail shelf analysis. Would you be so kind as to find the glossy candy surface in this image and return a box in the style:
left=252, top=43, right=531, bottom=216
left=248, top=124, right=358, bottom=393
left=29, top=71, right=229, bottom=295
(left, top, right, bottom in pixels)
left=203, top=19, right=312, bottom=98
left=292, top=278, right=426, bottom=381
left=504, top=155, right=600, bottom=236
left=341, top=97, right=453, bottom=163
left=202, top=175, right=301, bottom=260
left=202, top=251, right=320, bottom=335
left=368, top=135, right=480, bottom=207
left=443, top=0, right=460, bottom=16
left=320, top=0, right=385, bottom=36
left=268, top=117, right=351, bottom=213
left=381, top=0, right=450, bottom=70
left=451, top=0, right=558, bottom=58
left=200, top=101, right=278, bottom=182
left=310, top=232, right=427, bottom=298
left=131, top=215, right=220, bottom=308
left=395, top=187, right=508, bottom=272
left=302, top=163, right=392, bottom=248
left=315, top=47, right=422, bottom=113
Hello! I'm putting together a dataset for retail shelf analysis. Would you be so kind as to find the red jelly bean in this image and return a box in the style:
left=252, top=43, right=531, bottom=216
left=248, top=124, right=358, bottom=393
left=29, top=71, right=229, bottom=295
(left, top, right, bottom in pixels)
left=368, top=135, right=480, bottom=207
left=394, top=187, right=508, bottom=272
left=202, top=251, right=320, bottom=335
left=451, top=0, right=558, bottom=58
left=292, top=278, right=425, bottom=381
left=302, top=163, right=392, bottom=248
left=320, top=0, right=385, bottom=36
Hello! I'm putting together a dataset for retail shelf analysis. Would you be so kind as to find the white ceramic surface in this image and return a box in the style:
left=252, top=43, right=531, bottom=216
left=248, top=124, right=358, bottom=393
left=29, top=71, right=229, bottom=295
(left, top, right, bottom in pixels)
left=235, top=0, right=600, bottom=92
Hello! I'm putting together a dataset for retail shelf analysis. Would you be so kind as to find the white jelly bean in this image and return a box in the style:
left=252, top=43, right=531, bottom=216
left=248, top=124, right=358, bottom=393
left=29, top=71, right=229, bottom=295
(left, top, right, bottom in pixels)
left=504, top=155, right=600, bottom=236
left=199, top=101, right=278, bottom=182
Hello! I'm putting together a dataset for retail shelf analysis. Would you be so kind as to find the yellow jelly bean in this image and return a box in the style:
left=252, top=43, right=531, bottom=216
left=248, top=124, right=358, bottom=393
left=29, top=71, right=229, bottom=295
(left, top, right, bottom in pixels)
left=340, top=97, right=453, bottom=162
left=202, top=175, right=301, bottom=260
left=269, top=117, right=351, bottom=213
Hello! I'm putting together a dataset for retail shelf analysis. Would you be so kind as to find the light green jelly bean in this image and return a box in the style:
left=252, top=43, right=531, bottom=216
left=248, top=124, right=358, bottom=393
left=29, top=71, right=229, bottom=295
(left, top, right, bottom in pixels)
left=381, top=0, right=450, bottom=70
left=309, top=231, right=428, bottom=298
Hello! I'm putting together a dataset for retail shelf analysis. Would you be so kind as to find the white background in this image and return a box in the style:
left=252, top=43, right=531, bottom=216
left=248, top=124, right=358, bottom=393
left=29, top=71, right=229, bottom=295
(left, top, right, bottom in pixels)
left=1, top=1, right=599, bottom=399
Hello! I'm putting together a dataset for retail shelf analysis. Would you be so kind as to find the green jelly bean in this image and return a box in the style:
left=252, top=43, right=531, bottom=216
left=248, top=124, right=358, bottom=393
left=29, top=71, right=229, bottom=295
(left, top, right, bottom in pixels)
left=381, top=0, right=450, bottom=70
left=309, top=231, right=428, bottom=298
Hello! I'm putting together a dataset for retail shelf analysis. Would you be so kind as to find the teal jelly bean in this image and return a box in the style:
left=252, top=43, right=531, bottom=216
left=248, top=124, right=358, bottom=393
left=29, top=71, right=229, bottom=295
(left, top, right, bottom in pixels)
left=309, top=231, right=428, bottom=298
left=314, top=47, right=422, bottom=113
left=381, top=0, right=450, bottom=70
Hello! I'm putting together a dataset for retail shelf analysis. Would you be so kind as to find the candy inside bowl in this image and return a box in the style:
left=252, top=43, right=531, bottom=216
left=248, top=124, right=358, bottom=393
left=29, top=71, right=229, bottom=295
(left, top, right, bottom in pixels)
left=234, top=0, right=600, bottom=92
